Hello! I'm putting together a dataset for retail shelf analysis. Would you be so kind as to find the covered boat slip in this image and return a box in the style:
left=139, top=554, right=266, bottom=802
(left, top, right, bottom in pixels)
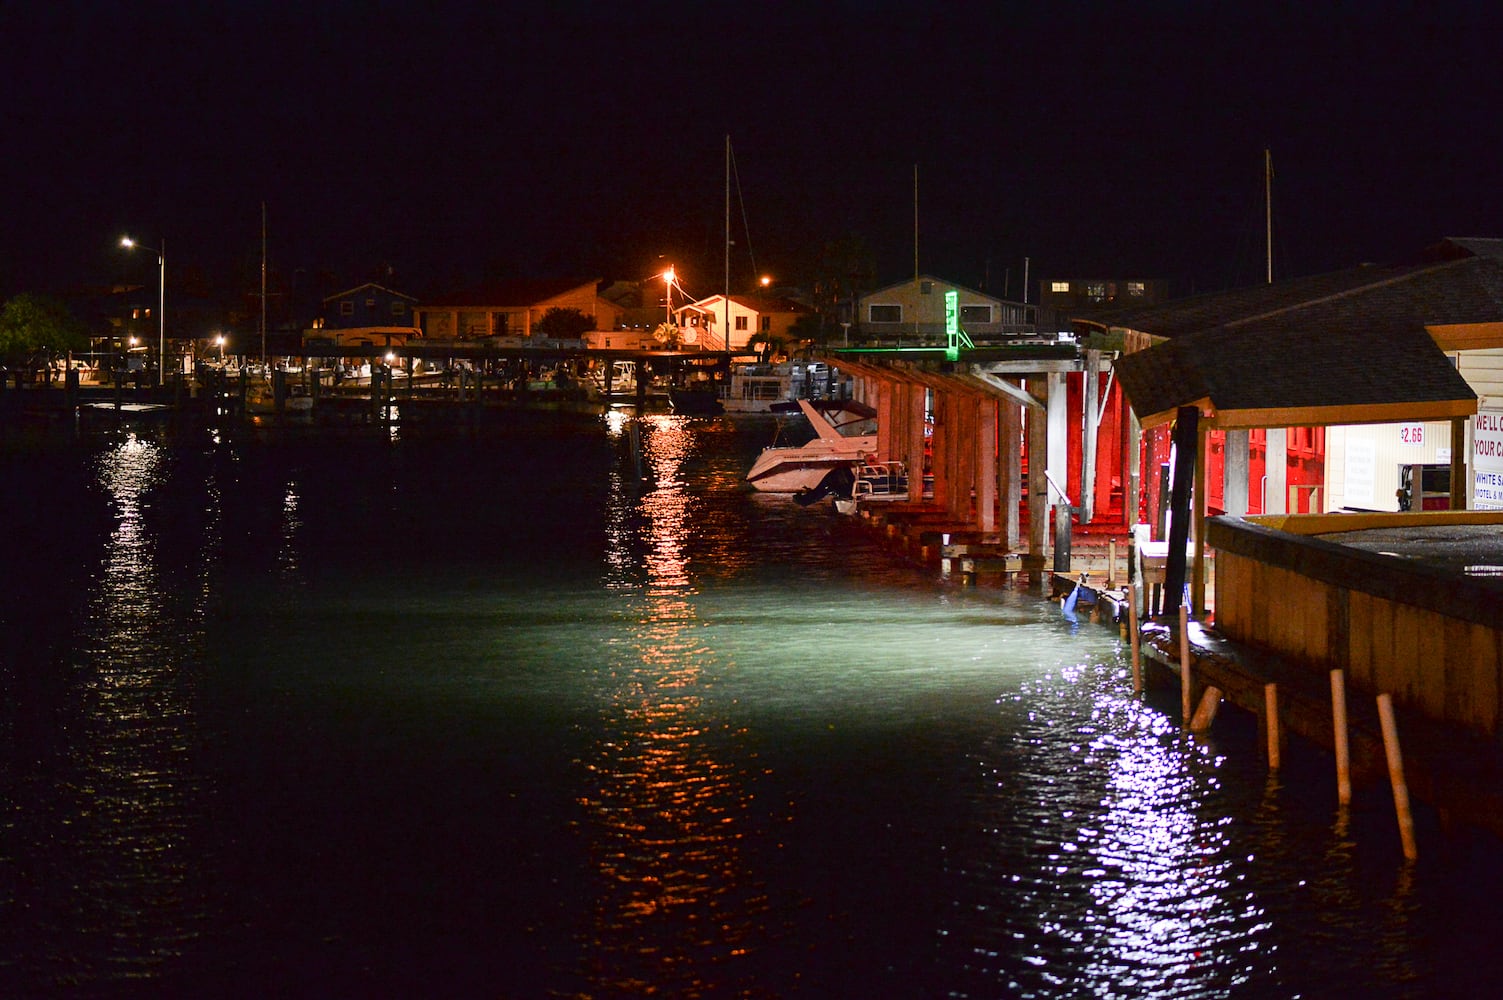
left=822, top=341, right=1131, bottom=575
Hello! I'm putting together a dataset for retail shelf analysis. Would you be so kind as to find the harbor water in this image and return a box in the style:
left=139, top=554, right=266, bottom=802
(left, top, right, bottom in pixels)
left=3, top=412, right=1503, bottom=998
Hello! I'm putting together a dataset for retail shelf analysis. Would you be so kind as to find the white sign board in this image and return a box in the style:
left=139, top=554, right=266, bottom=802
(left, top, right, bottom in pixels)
left=1344, top=437, right=1376, bottom=507
left=1475, top=409, right=1503, bottom=510
left=1398, top=423, right=1425, bottom=446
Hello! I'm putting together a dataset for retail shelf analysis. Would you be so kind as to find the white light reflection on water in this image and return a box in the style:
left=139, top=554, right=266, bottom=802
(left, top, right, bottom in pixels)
left=942, top=663, right=1278, bottom=999
left=23, top=431, right=214, bottom=991
left=579, top=414, right=765, bottom=995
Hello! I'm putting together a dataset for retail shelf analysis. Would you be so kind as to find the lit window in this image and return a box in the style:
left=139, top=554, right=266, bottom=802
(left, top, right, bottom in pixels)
left=1128, top=281, right=1145, bottom=296
left=1051, top=281, right=1070, bottom=293
left=960, top=305, right=992, bottom=324
left=1086, top=283, right=1106, bottom=301
left=869, top=304, right=901, bottom=323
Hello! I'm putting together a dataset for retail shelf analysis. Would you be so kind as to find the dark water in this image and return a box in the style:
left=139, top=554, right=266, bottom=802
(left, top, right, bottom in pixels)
left=3, top=412, right=1502, bottom=998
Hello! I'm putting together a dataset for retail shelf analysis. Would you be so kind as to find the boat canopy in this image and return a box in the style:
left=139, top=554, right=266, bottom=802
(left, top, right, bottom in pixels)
left=769, top=398, right=876, bottom=419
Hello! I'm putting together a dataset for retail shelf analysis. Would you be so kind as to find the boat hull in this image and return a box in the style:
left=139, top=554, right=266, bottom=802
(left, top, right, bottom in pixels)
left=745, top=434, right=876, bottom=492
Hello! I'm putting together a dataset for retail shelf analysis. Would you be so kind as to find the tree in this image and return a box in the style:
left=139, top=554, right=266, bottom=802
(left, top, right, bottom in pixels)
left=788, top=313, right=824, bottom=354
left=811, top=234, right=877, bottom=330
left=746, top=330, right=790, bottom=364
left=534, top=307, right=595, bottom=340
left=0, top=293, right=89, bottom=365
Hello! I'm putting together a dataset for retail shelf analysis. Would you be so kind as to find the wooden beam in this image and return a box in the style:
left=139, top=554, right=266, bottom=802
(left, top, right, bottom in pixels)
left=1163, top=406, right=1199, bottom=616
left=966, top=369, right=1046, bottom=410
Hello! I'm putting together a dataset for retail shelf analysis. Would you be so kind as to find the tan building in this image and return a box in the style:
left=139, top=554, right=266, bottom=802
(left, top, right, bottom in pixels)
left=413, top=278, right=621, bottom=342
left=857, top=275, right=1031, bottom=341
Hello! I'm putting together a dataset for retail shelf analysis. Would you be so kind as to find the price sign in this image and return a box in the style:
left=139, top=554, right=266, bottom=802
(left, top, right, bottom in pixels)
left=1398, top=423, right=1424, bottom=446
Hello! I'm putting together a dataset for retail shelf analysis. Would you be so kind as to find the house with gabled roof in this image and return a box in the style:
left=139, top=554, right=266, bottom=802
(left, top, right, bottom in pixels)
left=672, top=294, right=815, bottom=353
left=322, top=282, right=419, bottom=329
left=412, top=278, right=621, bottom=343
left=857, top=275, right=1032, bottom=342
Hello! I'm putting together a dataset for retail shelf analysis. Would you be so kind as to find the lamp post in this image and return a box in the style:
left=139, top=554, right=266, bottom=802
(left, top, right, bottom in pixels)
left=662, top=266, right=676, bottom=326
left=120, top=236, right=165, bottom=386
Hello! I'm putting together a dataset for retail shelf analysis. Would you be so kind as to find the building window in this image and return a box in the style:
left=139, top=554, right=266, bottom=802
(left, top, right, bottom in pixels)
left=1127, top=281, right=1145, bottom=296
left=920, top=280, right=933, bottom=295
left=960, top=305, right=992, bottom=324
left=760, top=316, right=771, bottom=332
left=340, top=301, right=354, bottom=316
left=391, top=301, right=406, bottom=315
left=1051, top=281, right=1070, bottom=293
left=869, top=304, right=901, bottom=323
left=735, top=316, right=748, bottom=331
left=1086, top=283, right=1106, bottom=301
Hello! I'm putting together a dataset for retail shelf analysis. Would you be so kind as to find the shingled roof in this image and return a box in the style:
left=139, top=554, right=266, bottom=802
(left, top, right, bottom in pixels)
left=1108, top=240, right=1503, bottom=429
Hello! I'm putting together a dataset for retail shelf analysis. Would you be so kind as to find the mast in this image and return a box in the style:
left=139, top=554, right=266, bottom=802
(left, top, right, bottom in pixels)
left=913, top=164, right=919, bottom=283
left=725, top=134, right=731, bottom=366
left=260, top=201, right=268, bottom=362
left=1265, top=148, right=1273, bottom=285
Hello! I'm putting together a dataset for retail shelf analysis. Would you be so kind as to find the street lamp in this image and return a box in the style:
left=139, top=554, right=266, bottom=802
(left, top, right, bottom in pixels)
left=119, top=235, right=165, bottom=386
left=661, top=265, right=678, bottom=326
left=215, top=333, right=226, bottom=363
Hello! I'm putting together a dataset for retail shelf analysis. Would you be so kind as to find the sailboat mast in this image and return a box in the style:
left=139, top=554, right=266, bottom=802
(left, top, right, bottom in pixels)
left=724, top=134, right=731, bottom=365
left=260, top=201, right=268, bottom=362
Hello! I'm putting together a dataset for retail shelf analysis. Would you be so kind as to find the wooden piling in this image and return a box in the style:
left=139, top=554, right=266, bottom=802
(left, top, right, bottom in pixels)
left=1107, top=538, right=1117, bottom=588
left=1331, top=669, right=1351, bottom=806
left=1190, top=686, right=1222, bottom=731
left=1264, top=683, right=1281, bottom=771
left=1179, top=604, right=1192, bottom=725
left=1128, top=584, right=1142, bottom=695
left=1377, top=693, right=1418, bottom=860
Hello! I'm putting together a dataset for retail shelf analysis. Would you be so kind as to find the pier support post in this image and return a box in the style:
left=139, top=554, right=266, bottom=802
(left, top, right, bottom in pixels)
left=1377, top=693, right=1418, bottom=860
left=1264, top=683, right=1281, bottom=770
left=1190, top=686, right=1222, bottom=732
left=1331, top=669, right=1352, bottom=806
left=1128, top=583, right=1142, bottom=695
left=1179, top=604, right=1193, bottom=725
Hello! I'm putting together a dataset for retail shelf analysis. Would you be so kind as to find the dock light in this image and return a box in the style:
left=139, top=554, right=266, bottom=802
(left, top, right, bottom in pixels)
left=760, top=275, right=772, bottom=287
left=385, top=352, right=395, bottom=364
left=119, top=235, right=165, bottom=386
left=215, top=334, right=226, bottom=362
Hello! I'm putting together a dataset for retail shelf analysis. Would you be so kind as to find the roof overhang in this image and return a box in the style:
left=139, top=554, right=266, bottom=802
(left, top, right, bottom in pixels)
left=1134, top=396, right=1478, bottom=432
left=1427, top=322, right=1503, bottom=351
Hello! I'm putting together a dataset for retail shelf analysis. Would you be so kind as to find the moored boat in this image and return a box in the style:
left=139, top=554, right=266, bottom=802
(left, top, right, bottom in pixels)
left=745, top=398, right=877, bottom=492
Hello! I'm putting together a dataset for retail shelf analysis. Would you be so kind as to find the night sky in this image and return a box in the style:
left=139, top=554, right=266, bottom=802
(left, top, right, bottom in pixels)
left=5, top=1, right=1502, bottom=303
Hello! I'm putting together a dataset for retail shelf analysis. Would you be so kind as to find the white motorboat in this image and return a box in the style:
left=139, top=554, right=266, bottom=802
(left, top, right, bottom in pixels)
left=745, top=398, right=878, bottom=492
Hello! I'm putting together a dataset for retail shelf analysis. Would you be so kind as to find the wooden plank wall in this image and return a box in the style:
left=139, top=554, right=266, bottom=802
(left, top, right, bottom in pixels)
left=1212, top=523, right=1503, bottom=739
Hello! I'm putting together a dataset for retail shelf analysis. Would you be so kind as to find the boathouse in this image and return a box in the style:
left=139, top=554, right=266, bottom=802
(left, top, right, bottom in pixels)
left=820, top=282, right=1132, bottom=577
left=1106, top=238, right=1503, bottom=615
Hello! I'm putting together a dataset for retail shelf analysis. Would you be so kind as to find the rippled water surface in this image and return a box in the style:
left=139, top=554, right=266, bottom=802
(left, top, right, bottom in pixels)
left=3, top=413, right=1502, bottom=997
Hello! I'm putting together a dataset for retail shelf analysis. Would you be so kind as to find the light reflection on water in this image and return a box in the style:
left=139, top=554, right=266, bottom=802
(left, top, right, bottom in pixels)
left=1, top=418, right=1500, bottom=996
left=581, top=414, right=765, bottom=996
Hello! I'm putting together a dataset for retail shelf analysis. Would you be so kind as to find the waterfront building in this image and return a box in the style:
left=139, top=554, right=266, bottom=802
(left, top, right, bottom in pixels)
left=856, top=275, right=1033, bottom=344
left=1095, top=237, right=1503, bottom=532
left=672, top=294, right=815, bottom=354
left=413, top=278, right=619, bottom=344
